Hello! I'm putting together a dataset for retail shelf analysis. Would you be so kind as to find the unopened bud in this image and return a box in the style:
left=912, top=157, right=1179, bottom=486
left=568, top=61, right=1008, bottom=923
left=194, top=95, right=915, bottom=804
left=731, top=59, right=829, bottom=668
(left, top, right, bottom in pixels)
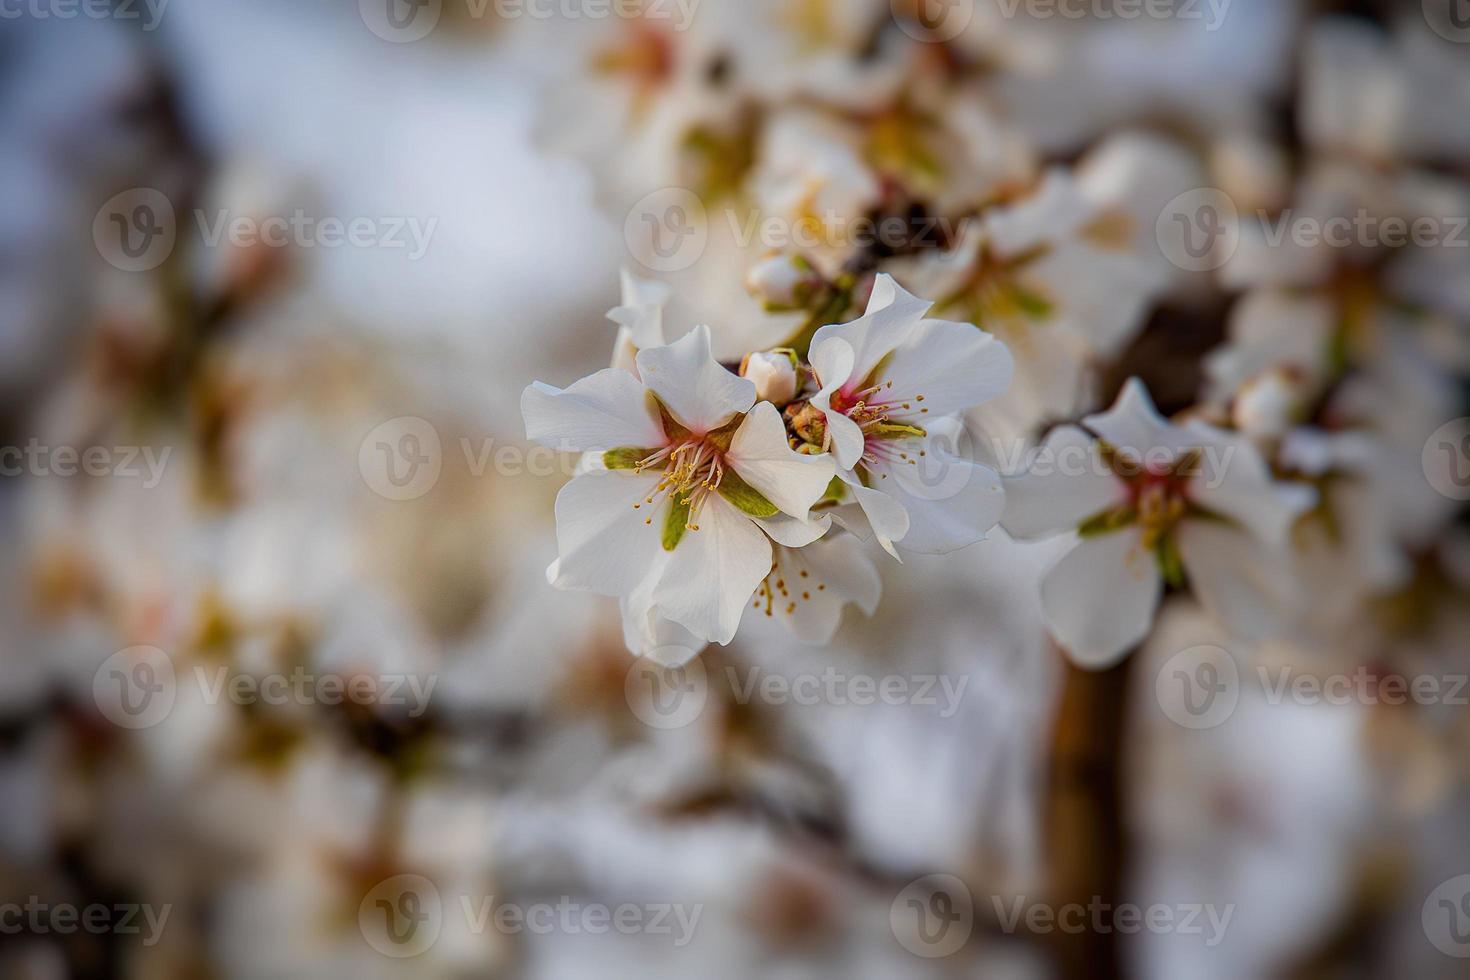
left=1233, top=369, right=1301, bottom=440
left=745, top=254, right=814, bottom=311
left=742, top=351, right=799, bottom=407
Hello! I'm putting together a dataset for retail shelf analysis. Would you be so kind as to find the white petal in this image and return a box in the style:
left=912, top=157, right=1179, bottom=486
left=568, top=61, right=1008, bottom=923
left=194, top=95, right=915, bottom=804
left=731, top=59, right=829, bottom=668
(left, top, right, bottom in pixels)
left=864, top=419, right=1006, bottom=555
left=1183, top=423, right=1316, bottom=547
left=726, top=402, right=836, bottom=521
left=1082, top=377, right=1193, bottom=458
left=621, top=575, right=707, bottom=668
left=1040, top=528, right=1162, bottom=669
left=522, top=369, right=665, bottom=452
left=760, top=536, right=882, bottom=644
left=608, top=269, right=670, bottom=353
left=809, top=336, right=867, bottom=470
left=635, top=324, right=756, bottom=434
left=1176, top=520, right=1294, bottom=642
left=1001, top=426, right=1127, bottom=539
left=619, top=267, right=671, bottom=317
left=754, top=511, right=832, bottom=548
left=810, top=334, right=856, bottom=391
left=1028, top=242, right=1162, bottom=357
left=550, top=470, right=666, bottom=598
left=879, top=317, right=1014, bottom=421
left=825, top=408, right=867, bottom=472
left=983, top=169, right=1091, bottom=256
left=653, top=495, right=772, bottom=645
left=808, top=274, right=930, bottom=390
left=843, top=472, right=910, bottom=560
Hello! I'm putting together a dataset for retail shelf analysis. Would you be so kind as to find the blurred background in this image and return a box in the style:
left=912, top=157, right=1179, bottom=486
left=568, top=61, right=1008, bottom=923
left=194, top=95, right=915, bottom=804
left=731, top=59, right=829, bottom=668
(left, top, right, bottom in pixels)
left=1, top=0, right=1468, bottom=977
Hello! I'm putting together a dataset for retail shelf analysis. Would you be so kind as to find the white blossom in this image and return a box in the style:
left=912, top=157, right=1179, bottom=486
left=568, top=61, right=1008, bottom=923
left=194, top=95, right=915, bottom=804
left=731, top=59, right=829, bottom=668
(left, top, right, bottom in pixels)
left=1002, top=379, right=1317, bottom=667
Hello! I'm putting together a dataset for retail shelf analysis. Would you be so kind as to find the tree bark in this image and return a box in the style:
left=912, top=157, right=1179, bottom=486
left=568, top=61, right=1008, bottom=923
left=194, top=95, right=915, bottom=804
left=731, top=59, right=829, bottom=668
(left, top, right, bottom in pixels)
left=1045, top=652, right=1134, bottom=979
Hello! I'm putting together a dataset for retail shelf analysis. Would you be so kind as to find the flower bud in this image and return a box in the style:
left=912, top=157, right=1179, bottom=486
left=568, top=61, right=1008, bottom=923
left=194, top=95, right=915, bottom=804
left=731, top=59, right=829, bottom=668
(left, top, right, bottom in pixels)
left=1232, top=369, right=1300, bottom=440
left=744, top=253, right=814, bottom=311
left=741, top=351, right=799, bottom=407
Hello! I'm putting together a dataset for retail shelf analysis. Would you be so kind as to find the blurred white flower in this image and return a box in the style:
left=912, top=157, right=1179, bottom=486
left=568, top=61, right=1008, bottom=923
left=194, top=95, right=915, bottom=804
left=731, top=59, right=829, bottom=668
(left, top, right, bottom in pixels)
left=609, top=268, right=673, bottom=377
left=1002, top=379, right=1316, bottom=666
left=896, top=166, right=1169, bottom=436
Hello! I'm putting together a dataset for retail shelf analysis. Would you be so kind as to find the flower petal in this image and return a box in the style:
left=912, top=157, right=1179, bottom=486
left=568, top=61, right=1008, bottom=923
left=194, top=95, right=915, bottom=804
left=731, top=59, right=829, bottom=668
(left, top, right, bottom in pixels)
left=808, top=273, right=931, bottom=389
left=522, top=368, right=665, bottom=452
left=754, top=511, right=833, bottom=548
left=1176, top=520, right=1294, bottom=641
left=1040, top=528, right=1162, bottom=669
left=621, top=569, right=708, bottom=668
left=842, top=471, right=910, bottom=560
left=1082, top=377, right=1194, bottom=459
left=810, top=336, right=867, bottom=469
left=1183, top=423, right=1316, bottom=547
left=1001, top=426, right=1127, bottom=539
left=608, top=269, right=671, bottom=375
left=635, top=324, right=755, bottom=434
left=759, top=535, right=882, bottom=644
left=863, top=418, right=1006, bottom=555
left=550, top=470, right=666, bottom=598
left=653, top=494, right=772, bottom=644
left=726, top=402, right=836, bottom=521
left=879, top=317, right=1015, bottom=422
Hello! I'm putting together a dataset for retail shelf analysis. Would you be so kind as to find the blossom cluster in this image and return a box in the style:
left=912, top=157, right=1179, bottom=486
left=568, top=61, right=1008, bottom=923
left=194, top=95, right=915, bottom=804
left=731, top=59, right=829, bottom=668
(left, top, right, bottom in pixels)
left=532, top=0, right=1468, bottom=671
left=523, top=271, right=1013, bottom=662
